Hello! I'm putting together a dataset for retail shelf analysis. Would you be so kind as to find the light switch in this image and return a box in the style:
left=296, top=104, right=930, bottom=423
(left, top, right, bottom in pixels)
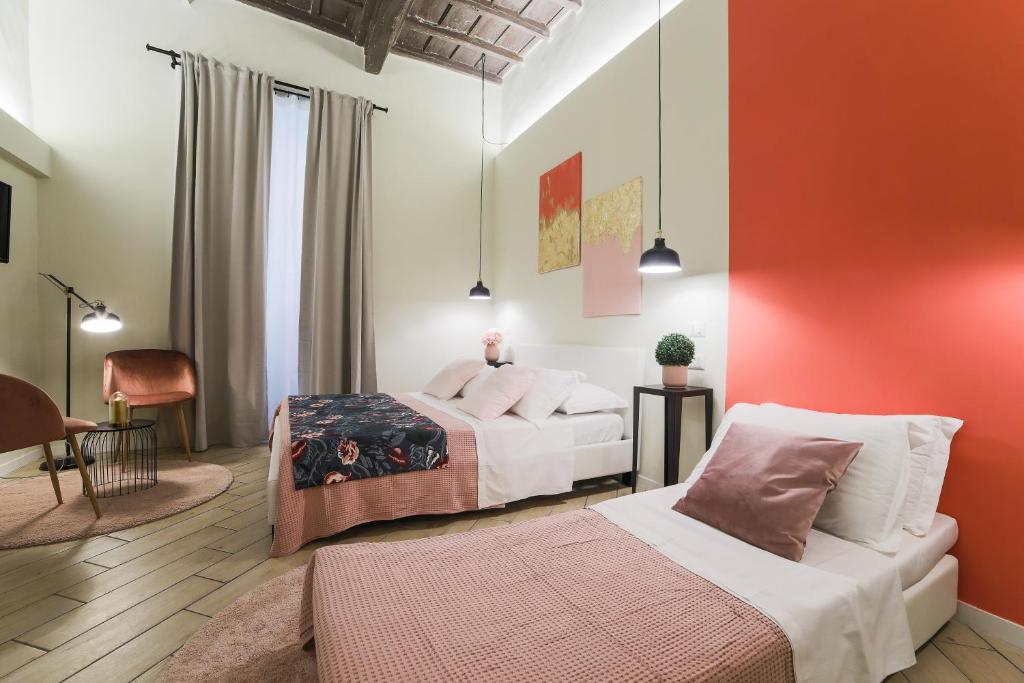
left=690, top=320, right=707, bottom=338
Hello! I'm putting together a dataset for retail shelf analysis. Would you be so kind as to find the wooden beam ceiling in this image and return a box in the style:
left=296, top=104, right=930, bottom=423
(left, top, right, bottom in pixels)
left=235, top=0, right=579, bottom=83
left=362, top=0, right=415, bottom=74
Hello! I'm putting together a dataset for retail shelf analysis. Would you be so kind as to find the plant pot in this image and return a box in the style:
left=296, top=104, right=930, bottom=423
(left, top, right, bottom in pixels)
left=662, top=365, right=689, bottom=388
left=484, top=343, right=500, bottom=362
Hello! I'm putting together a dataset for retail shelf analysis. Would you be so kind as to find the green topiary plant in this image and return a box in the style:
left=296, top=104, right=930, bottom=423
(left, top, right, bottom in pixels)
left=655, top=333, right=696, bottom=366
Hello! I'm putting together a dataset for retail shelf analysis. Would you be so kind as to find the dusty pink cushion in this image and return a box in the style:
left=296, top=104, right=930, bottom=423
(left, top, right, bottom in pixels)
left=673, top=422, right=862, bottom=561
left=458, top=365, right=540, bottom=421
left=423, top=359, right=485, bottom=400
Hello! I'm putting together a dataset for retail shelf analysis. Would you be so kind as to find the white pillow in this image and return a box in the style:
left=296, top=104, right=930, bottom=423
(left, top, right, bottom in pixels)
left=897, top=415, right=963, bottom=536
left=511, top=369, right=582, bottom=422
left=423, top=359, right=484, bottom=400
left=459, top=365, right=495, bottom=401
left=691, top=403, right=912, bottom=554
left=458, top=366, right=540, bottom=421
left=557, top=382, right=627, bottom=415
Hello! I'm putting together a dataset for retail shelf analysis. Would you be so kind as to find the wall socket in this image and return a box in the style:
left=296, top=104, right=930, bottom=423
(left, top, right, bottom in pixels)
left=690, top=354, right=706, bottom=371
left=689, top=320, right=707, bottom=338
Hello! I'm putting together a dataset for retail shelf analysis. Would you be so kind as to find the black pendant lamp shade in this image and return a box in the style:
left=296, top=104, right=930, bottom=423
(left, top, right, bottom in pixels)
left=469, top=280, right=491, bottom=299
left=639, top=0, right=683, bottom=275
left=469, top=55, right=492, bottom=300
left=638, top=237, right=681, bottom=273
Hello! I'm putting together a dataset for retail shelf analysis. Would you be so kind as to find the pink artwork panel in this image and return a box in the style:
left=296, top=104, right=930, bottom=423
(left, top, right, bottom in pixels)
left=582, top=178, right=643, bottom=317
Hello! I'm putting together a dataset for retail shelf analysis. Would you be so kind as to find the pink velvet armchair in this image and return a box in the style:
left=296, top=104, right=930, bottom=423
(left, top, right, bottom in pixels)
left=0, top=374, right=102, bottom=518
left=103, top=350, right=197, bottom=461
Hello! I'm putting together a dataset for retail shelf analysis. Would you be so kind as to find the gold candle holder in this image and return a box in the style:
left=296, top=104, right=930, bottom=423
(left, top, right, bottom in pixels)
left=109, top=391, right=130, bottom=427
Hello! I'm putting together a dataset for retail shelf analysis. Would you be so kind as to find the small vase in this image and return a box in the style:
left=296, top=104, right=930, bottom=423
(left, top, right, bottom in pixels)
left=662, top=365, right=689, bottom=388
left=484, top=343, right=500, bottom=362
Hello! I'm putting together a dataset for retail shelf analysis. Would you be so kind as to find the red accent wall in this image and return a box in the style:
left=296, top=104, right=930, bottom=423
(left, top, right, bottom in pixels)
left=728, top=1, right=1024, bottom=625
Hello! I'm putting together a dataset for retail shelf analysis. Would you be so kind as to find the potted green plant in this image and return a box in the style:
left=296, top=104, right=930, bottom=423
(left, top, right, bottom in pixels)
left=655, top=333, right=696, bottom=388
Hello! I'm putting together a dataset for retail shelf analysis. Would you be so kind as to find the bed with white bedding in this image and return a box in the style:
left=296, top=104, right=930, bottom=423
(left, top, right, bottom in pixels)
left=266, top=345, right=642, bottom=556
left=296, top=395, right=963, bottom=681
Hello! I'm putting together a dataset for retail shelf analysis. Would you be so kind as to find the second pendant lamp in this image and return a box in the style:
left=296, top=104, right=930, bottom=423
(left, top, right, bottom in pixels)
left=638, top=0, right=683, bottom=274
left=469, top=54, right=492, bottom=300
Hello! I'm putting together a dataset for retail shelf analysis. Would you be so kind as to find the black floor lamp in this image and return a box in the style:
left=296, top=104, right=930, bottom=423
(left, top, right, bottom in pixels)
left=39, top=273, right=123, bottom=470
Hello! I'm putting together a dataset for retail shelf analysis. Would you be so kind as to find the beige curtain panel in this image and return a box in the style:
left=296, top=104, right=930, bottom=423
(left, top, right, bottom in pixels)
left=169, top=52, right=273, bottom=450
left=298, top=89, right=377, bottom=395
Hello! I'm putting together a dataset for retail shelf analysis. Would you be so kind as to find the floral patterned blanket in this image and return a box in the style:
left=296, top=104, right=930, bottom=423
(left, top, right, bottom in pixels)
left=288, top=393, right=449, bottom=490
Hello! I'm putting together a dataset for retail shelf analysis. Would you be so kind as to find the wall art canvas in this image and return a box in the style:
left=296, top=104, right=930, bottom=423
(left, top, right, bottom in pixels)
left=538, top=152, right=582, bottom=273
left=582, top=177, right=643, bottom=317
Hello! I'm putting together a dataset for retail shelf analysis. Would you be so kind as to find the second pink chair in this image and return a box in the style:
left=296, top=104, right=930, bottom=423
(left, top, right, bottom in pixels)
left=103, top=350, right=197, bottom=461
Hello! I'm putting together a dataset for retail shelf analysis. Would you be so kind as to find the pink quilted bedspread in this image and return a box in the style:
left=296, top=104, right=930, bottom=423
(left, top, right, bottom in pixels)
left=299, top=509, right=795, bottom=682
left=271, top=393, right=478, bottom=557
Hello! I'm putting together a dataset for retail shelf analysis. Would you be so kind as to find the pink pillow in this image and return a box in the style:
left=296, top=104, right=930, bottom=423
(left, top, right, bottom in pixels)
left=458, top=365, right=540, bottom=421
left=423, top=359, right=485, bottom=400
left=674, top=422, right=862, bottom=561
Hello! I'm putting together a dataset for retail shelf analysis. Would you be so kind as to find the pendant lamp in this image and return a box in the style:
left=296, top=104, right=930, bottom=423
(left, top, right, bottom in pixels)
left=469, top=55, right=492, bottom=300
left=638, top=0, right=683, bottom=274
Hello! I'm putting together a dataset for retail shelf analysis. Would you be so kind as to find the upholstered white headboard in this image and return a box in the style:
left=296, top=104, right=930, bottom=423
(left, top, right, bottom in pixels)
left=509, top=344, right=645, bottom=438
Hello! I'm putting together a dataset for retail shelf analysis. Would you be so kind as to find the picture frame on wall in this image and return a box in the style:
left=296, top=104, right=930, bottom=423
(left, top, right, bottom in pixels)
left=0, top=180, right=11, bottom=264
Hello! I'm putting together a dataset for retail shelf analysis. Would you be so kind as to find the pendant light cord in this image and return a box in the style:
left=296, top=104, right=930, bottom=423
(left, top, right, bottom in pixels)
left=478, top=54, right=486, bottom=282
left=657, top=0, right=663, bottom=239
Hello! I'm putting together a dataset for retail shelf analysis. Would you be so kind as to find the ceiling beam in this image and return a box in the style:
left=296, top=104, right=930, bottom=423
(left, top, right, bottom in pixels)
left=363, top=0, right=415, bottom=74
left=548, top=0, right=582, bottom=9
left=235, top=0, right=356, bottom=41
left=405, top=16, right=523, bottom=65
left=447, top=0, right=549, bottom=41
left=392, top=45, right=503, bottom=83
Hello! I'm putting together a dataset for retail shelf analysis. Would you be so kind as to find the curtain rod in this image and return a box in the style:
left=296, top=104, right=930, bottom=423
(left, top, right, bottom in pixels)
left=145, top=44, right=389, bottom=113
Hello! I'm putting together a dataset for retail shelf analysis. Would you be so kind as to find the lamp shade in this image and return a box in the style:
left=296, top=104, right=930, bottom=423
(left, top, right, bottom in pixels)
left=468, top=280, right=491, bottom=300
left=638, top=237, right=682, bottom=273
left=81, top=303, right=122, bottom=333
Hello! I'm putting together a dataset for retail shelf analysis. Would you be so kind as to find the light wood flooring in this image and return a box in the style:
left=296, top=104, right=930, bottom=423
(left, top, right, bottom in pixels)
left=0, top=446, right=1021, bottom=682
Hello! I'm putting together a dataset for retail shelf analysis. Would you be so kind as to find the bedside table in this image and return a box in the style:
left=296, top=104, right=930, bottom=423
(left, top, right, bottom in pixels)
left=487, top=361, right=513, bottom=368
left=631, top=385, right=714, bottom=493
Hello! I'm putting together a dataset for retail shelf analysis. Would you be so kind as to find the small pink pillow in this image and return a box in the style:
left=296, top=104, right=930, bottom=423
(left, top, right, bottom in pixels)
left=674, top=422, right=862, bottom=561
left=423, top=359, right=485, bottom=400
left=458, top=365, right=540, bottom=421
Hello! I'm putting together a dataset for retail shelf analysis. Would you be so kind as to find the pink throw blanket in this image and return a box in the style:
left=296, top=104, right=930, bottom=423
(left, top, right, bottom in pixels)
left=299, top=509, right=795, bottom=682
left=271, top=393, right=478, bottom=557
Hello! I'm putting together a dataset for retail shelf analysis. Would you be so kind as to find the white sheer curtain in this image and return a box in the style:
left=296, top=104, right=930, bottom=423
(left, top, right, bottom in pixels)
left=266, top=92, right=309, bottom=424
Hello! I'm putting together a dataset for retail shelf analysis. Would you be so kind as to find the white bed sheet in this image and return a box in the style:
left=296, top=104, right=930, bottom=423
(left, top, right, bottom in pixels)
left=896, top=513, right=958, bottom=590
left=593, top=483, right=916, bottom=683
left=547, top=411, right=624, bottom=446
left=411, top=392, right=577, bottom=509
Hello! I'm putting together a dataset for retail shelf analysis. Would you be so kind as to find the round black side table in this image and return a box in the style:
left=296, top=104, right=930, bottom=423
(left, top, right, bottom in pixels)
left=81, top=420, right=158, bottom=497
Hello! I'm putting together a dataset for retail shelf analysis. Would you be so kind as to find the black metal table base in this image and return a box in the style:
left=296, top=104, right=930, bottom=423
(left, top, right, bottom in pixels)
left=81, top=420, right=159, bottom=498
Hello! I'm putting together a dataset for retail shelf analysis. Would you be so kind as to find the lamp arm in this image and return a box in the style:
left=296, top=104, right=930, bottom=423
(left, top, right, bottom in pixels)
left=39, top=273, right=98, bottom=311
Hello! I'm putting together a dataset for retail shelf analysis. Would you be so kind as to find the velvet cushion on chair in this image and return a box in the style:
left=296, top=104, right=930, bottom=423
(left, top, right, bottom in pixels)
left=103, top=350, right=197, bottom=406
left=63, top=417, right=98, bottom=436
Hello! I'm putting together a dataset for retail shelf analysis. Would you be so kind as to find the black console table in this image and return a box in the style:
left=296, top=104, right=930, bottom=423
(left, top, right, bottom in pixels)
left=631, top=385, right=714, bottom=493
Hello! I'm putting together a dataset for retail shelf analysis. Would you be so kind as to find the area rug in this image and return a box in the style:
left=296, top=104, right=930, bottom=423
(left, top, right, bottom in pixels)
left=0, top=459, right=234, bottom=549
left=160, top=566, right=316, bottom=682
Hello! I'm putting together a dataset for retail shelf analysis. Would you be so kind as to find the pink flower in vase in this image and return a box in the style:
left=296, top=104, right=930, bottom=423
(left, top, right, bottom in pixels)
left=481, top=328, right=503, bottom=362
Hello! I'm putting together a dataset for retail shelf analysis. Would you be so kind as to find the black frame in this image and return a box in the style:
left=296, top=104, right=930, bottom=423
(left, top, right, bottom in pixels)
left=0, top=180, right=11, bottom=264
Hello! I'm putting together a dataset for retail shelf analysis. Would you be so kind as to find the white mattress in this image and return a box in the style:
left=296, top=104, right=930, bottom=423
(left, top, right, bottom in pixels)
left=895, top=513, right=958, bottom=590
left=547, top=411, right=625, bottom=446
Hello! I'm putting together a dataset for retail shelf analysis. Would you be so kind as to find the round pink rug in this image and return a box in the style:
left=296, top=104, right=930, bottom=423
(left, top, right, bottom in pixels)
left=161, top=566, right=316, bottom=682
left=0, top=459, right=234, bottom=549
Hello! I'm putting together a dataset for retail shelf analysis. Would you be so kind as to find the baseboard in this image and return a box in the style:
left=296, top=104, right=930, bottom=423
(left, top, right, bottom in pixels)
left=957, top=601, right=1024, bottom=649
left=0, top=445, right=42, bottom=476
left=636, top=474, right=661, bottom=492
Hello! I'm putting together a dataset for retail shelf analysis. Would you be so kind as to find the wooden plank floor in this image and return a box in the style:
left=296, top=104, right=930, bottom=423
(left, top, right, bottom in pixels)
left=0, top=446, right=1020, bottom=682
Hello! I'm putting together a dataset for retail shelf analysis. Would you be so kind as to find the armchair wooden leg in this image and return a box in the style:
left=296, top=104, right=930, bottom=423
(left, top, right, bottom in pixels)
left=69, top=434, right=102, bottom=519
left=174, top=403, right=192, bottom=462
left=42, top=442, right=63, bottom=505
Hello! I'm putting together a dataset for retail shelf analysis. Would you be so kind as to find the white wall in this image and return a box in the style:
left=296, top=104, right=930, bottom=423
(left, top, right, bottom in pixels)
left=501, top=0, right=684, bottom=143
left=0, top=0, right=32, bottom=128
left=26, top=0, right=499, bottom=429
left=491, top=0, right=728, bottom=485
